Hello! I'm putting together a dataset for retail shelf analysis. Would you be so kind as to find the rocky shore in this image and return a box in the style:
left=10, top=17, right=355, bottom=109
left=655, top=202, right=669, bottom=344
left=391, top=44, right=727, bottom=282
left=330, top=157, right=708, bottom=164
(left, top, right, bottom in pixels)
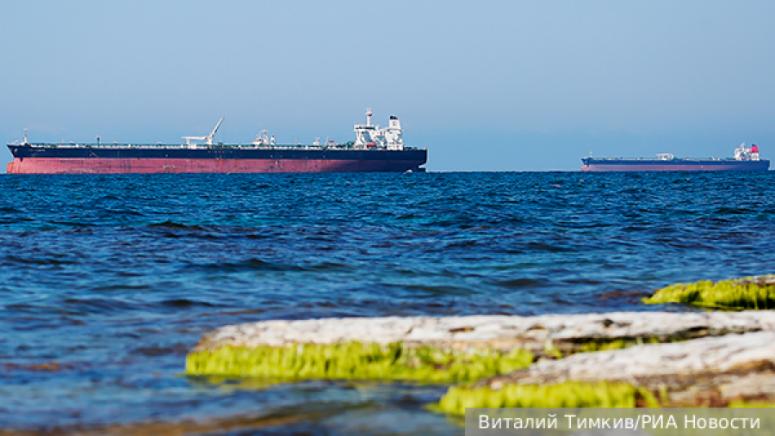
left=186, top=275, right=775, bottom=415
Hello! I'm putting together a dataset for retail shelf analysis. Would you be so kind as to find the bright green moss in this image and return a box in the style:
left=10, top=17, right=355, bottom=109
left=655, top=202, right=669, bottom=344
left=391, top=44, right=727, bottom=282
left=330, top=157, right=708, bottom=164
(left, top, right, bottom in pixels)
left=185, top=342, right=533, bottom=383
left=435, top=381, right=659, bottom=416
left=575, top=337, right=662, bottom=353
left=543, top=337, right=665, bottom=358
left=576, top=339, right=629, bottom=353
left=644, top=276, right=775, bottom=310
left=542, top=343, right=564, bottom=359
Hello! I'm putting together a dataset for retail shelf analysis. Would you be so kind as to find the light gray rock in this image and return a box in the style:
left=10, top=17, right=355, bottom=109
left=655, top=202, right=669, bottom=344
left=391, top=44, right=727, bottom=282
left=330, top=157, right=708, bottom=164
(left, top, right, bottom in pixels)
left=483, top=331, right=775, bottom=405
left=192, top=311, right=775, bottom=404
left=193, top=311, right=775, bottom=354
left=489, top=331, right=775, bottom=385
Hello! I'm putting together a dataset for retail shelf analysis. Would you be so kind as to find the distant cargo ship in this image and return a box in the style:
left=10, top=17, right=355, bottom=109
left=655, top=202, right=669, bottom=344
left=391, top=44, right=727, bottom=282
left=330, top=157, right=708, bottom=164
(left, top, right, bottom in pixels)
left=6, top=110, right=427, bottom=174
left=581, top=144, right=769, bottom=172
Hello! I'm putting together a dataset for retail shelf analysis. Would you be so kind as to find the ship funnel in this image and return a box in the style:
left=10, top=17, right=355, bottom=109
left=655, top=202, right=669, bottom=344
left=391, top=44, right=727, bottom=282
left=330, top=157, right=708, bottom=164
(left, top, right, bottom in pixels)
left=751, top=143, right=761, bottom=161
left=383, top=115, right=404, bottom=150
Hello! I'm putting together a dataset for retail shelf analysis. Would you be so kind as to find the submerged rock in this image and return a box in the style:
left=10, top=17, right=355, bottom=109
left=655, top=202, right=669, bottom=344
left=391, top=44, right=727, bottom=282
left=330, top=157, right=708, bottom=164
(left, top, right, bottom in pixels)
left=644, top=274, right=775, bottom=310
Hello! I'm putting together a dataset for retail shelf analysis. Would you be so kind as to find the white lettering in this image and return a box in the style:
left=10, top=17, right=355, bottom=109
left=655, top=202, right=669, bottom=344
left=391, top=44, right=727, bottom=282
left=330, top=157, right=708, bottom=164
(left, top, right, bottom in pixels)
left=478, top=414, right=490, bottom=429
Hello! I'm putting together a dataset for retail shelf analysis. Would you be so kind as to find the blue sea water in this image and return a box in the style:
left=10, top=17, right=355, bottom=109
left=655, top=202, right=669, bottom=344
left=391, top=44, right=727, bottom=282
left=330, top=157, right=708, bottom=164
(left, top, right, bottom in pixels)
left=0, top=172, right=773, bottom=433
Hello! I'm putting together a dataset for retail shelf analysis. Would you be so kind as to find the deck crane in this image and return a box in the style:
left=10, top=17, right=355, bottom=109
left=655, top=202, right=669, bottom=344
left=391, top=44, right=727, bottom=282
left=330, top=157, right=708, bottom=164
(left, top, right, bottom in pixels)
left=183, top=117, right=224, bottom=146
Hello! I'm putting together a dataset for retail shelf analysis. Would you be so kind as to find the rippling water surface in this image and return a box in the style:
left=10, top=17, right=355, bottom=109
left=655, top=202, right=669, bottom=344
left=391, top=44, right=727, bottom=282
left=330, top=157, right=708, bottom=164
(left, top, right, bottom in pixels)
left=1, top=172, right=773, bottom=432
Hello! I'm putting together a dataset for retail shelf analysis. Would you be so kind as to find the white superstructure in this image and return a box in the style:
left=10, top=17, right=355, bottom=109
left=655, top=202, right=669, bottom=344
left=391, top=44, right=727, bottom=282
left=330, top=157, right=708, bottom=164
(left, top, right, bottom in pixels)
left=252, top=129, right=277, bottom=146
left=734, top=143, right=761, bottom=161
left=353, top=108, right=405, bottom=150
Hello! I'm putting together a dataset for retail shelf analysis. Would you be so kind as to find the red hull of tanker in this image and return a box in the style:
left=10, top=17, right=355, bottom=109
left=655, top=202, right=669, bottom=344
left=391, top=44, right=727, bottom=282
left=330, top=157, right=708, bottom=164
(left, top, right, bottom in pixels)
left=7, top=158, right=422, bottom=174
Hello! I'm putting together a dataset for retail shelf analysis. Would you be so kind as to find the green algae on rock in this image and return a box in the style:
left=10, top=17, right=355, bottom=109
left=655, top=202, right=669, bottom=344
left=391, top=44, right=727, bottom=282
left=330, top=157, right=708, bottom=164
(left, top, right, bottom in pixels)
left=543, top=338, right=660, bottom=359
left=644, top=275, right=775, bottom=310
left=574, top=337, right=663, bottom=354
left=435, top=381, right=659, bottom=416
left=185, top=341, right=533, bottom=383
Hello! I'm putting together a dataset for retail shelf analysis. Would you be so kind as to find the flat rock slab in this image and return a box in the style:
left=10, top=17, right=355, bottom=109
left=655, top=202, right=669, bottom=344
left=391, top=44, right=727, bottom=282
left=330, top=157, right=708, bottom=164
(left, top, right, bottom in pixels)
left=193, top=311, right=775, bottom=354
left=489, top=331, right=775, bottom=385
left=484, top=331, right=775, bottom=405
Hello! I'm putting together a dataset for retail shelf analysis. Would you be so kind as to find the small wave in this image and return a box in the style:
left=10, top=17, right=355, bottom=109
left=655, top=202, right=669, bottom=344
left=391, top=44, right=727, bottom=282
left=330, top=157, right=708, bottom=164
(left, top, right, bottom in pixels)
left=90, top=283, right=153, bottom=292
left=655, top=238, right=713, bottom=249
left=62, top=297, right=137, bottom=314
left=525, top=241, right=572, bottom=253
left=671, top=177, right=693, bottom=184
left=197, top=258, right=300, bottom=273
left=5, top=302, right=41, bottom=312
left=48, top=220, right=91, bottom=227
left=0, top=217, right=34, bottom=224
left=5, top=255, right=77, bottom=266
left=444, top=239, right=479, bottom=249
left=492, top=277, right=549, bottom=289
left=101, top=207, right=144, bottom=216
left=148, top=220, right=208, bottom=231
left=715, top=207, right=751, bottom=215
left=398, top=284, right=476, bottom=296
left=191, top=258, right=351, bottom=273
left=305, top=261, right=352, bottom=272
left=159, top=298, right=219, bottom=308
left=563, top=278, right=603, bottom=285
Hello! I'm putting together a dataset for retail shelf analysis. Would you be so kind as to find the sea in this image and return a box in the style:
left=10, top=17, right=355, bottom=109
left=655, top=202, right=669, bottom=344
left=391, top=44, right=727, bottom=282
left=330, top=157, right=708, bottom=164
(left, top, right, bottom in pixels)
left=1, top=172, right=773, bottom=433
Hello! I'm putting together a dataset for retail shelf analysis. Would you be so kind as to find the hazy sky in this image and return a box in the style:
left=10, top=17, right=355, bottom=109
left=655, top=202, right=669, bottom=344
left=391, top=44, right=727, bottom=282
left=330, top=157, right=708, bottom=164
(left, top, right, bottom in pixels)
left=2, top=0, right=774, bottom=171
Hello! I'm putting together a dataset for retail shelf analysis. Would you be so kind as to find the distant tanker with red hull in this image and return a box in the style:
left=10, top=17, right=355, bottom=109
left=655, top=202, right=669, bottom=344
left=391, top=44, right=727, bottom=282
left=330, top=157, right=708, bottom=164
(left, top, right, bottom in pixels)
left=7, top=110, right=427, bottom=174
left=581, top=144, right=769, bottom=172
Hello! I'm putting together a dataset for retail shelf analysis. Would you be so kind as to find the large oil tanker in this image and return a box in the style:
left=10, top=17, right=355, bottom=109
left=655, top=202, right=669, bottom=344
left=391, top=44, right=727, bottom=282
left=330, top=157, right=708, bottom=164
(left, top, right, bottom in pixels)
left=6, top=110, right=427, bottom=174
left=581, top=144, right=769, bottom=172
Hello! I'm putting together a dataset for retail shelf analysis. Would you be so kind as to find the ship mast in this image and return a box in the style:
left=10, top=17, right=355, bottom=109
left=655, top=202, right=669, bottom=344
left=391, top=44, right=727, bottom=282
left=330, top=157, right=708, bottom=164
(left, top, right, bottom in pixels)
left=353, top=108, right=377, bottom=148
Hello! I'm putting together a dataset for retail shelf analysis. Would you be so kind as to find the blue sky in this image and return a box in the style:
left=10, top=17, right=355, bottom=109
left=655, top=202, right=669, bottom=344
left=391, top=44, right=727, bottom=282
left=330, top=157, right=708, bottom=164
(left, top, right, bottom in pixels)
left=1, top=0, right=774, bottom=171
